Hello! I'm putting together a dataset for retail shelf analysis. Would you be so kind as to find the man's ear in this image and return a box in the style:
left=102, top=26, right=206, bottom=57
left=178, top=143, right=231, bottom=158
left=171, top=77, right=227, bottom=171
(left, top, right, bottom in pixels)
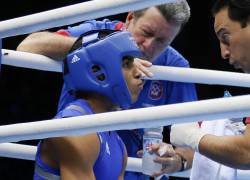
left=125, top=12, right=135, bottom=29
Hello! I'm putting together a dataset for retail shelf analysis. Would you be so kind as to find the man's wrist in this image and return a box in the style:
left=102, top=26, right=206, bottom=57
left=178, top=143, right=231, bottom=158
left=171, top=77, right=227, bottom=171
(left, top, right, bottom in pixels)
left=176, top=153, right=188, bottom=172
left=170, top=123, right=207, bottom=152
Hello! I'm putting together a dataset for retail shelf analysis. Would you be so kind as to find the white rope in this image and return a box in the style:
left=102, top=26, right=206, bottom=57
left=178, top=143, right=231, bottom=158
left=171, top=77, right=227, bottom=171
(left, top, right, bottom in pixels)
left=2, top=49, right=62, bottom=72
left=147, top=66, right=250, bottom=88
left=0, top=143, right=203, bottom=178
left=0, top=143, right=249, bottom=179
left=0, top=143, right=36, bottom=161
left=0, top=95, right=250, bottom=143
left=0, top=0, right=177, bottom=38
left=3, top=49, right=250, bottom=87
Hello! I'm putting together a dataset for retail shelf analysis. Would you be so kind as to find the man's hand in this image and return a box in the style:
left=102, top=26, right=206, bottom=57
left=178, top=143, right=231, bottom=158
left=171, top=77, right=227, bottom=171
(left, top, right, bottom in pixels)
left=134, top=58, right=153, bottom=78
left=137, top=143, right=184, bottom=177
left=151, top=143, right=183, bottom=177
left=170, top=122, right=206, bottom=152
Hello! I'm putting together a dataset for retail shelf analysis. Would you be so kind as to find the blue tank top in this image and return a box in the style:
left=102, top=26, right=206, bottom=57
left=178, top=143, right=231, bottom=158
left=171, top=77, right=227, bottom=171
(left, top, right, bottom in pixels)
left=34, top=99, right=125, bottom=180
left=56, top=19, right=197, bottom=180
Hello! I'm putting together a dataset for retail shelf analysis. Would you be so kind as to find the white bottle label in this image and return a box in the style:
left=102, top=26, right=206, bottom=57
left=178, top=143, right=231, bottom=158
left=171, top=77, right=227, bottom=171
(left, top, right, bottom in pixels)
left=142, top=137, right=162, bottom=176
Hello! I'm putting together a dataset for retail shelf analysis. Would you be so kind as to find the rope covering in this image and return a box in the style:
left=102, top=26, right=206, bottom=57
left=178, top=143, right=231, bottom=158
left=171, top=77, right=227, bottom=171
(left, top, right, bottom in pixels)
left=0, top=0, right=177, bottom=38
left=3, top=49, right=250, bottom=87
left=0, top=95, right=250, bottom=143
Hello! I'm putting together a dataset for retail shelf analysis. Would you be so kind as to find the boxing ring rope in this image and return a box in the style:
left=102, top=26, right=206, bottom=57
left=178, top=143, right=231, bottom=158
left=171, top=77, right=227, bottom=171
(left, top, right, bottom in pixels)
left=0, top=143, right=36, bottom=161
left=2, top=49, right=62, bottom=72
left=0, top=95, right=250, bottom=143
left=0, top=0, right=177, bottom=38
left=1, top=142, right=250, bottom=179
left=3, top=49, right=250, bottom=87
left=0, top=143, right=189, bottom=177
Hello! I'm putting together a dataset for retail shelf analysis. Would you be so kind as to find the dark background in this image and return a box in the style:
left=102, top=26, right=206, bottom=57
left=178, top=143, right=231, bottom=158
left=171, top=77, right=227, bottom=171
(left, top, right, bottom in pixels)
left=0, top=0, right=249, bottom=179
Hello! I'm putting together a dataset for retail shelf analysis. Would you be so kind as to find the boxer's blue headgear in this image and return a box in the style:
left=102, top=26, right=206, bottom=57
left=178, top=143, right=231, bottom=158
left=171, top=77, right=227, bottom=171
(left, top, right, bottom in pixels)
left=63, top=30, right=141, bottom=109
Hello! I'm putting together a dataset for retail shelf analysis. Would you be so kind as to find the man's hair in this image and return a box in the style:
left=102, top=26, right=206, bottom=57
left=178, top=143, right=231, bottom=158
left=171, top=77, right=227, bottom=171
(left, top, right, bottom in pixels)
left=212, top=0, right=250, bottom=28
left=134, top=0, right=191, bottom=29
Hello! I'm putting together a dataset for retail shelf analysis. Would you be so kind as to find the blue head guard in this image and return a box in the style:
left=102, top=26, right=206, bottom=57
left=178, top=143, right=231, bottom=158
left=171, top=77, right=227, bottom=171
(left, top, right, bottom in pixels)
left=63, top=30, right=141, bottom=109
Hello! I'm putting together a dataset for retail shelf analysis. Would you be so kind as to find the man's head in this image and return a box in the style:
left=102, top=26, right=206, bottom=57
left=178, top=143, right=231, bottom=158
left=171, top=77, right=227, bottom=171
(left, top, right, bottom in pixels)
left=212, top=0, right=250, bottom=73
left=125, top=1, right=190, bottom=61
left=63, top=31, right=143, bottom=109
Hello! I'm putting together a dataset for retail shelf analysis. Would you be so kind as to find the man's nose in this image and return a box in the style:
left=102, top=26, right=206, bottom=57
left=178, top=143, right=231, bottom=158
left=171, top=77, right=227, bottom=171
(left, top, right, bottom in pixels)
left=220, top=43, right=230, bottom=59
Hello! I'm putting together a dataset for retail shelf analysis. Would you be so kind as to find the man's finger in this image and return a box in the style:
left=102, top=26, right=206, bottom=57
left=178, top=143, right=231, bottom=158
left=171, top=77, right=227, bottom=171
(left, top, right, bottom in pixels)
left=134, top=58, right=154, bottom=77
left=153, top=156, right=175, bottom=165
left=139, top=59, right=152, bottom=67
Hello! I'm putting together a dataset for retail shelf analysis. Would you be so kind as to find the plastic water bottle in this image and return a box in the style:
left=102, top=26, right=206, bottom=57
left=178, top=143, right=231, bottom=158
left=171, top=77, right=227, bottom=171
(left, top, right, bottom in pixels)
left=142, top=127, right=163, bottom=176
left=223, top=91, right=238, bottom=121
